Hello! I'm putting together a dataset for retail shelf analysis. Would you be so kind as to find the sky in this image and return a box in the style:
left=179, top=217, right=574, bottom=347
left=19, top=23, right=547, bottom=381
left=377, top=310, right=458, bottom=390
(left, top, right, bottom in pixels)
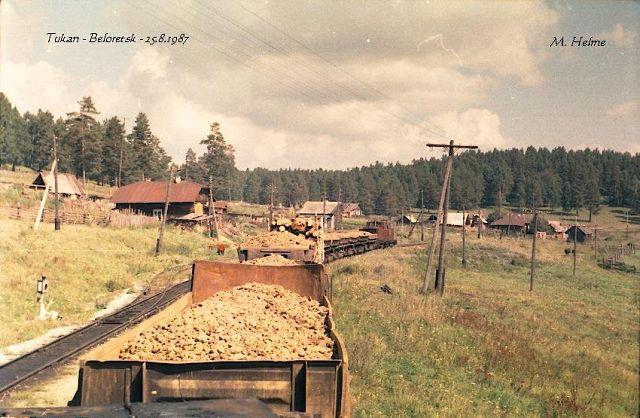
left=1, top=0, right=638, bottom=170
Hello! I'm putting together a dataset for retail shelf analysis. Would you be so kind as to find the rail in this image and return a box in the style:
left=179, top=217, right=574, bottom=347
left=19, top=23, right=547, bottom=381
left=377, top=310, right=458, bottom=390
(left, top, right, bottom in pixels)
left=0, top=280, right=191, bottom=395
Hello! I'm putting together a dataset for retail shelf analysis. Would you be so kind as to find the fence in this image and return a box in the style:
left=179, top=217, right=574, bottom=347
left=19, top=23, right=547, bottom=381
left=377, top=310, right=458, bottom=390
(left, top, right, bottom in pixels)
left=601, top=242, right=636, bottom=269
left=0, top=205, right=158, bottom=228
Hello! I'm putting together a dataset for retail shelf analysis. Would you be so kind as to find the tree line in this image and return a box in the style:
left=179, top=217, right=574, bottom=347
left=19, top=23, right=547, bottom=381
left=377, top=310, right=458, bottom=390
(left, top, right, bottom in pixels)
left=1, top=93, right=638, bottom=215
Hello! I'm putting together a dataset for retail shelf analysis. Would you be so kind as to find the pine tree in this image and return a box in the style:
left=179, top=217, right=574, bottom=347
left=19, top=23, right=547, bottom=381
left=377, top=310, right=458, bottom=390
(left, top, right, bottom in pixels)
left=101, top=117, right=125, bottom=185
left=183, top=148, right=199, bottom=181
left=199, top=122, right=236, bottom=198
left=66, top=96, right=101, bottom=184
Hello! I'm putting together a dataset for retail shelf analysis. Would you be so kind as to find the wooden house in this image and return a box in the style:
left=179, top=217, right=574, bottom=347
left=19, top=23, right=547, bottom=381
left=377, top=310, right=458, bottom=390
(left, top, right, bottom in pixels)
left=341, top=203, right=362, bottom=217
left=111, top=180, right=212, bottom=219
left=297, top=201, right=343, bottom=230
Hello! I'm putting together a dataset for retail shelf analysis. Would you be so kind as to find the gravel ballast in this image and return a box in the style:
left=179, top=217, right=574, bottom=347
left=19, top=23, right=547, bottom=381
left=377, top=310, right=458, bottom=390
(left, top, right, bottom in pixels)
left=119, top=283, right=333, bottom=362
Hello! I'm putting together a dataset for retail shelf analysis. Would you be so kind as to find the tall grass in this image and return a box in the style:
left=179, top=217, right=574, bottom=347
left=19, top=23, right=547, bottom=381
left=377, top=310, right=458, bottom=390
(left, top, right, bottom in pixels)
left=330, top=229, right=639, bottom=416
left=0, top=219, right=235, bottom=347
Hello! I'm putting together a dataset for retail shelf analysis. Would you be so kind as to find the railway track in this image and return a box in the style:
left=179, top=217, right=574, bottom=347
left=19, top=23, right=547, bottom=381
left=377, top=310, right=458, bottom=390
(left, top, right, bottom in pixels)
left=0, top=279, right=192, bottom=395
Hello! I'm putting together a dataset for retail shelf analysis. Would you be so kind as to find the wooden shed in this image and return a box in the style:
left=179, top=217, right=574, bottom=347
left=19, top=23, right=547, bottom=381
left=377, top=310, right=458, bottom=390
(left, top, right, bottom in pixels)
left=566, top=225, right=599, bottom=243
left=30, top=171, right=85, bottom=199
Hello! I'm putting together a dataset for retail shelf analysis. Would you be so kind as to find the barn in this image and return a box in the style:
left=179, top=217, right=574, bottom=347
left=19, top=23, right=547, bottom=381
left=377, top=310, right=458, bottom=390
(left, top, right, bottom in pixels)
left=30, top=171, right=85, bottom=199
left=297, top=201, right=343, bottom=230
left=111, top=180, right=212, bottom=219
left=566, top=225, right=598, bottom=243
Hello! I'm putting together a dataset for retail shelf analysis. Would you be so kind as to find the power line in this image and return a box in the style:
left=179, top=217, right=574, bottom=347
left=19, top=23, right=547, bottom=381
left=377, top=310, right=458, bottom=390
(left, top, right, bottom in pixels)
left=233, top=1, right=450, bottom=140
left=132, top=1, right=430, bottom=134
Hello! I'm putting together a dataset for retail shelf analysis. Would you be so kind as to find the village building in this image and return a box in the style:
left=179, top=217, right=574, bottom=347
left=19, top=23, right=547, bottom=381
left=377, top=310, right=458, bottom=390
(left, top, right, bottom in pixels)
left=490, top=213, right=536, bottom=235
left=548, top=221, right=568, bottom=239
left=297, top=201, right=342, bottom=230
left=30, top=171, right=85, bottom=199
left=111, top=180, right=218, bottom=219
left=566, top=225, right=600, bottom=243
left=399, top=214, right=418, bottom=225
left=341, top=202, right=362, bottom=217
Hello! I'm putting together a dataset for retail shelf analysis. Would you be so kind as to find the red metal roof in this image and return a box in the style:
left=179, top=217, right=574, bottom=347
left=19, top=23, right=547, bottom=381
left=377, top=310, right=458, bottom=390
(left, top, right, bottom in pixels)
left=111, top=181, right=206, bottom=204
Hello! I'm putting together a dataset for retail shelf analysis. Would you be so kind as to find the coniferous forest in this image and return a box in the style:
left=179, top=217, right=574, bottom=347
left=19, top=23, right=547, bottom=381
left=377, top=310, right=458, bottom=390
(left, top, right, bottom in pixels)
left=1, top=93, right=638, bottom=215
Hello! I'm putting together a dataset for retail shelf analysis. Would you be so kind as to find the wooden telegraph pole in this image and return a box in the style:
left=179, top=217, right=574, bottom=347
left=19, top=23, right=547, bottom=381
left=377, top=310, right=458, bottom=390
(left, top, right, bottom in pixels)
left=155, top=166, right=173, bottom=256
left=420, top=190, right=425, bottom=242
left=53, top=135, right=60, bottom=231
left=529, top=208, right=538, bottom=291
left=422, top=140, right=478, bottom=295
left=461, top=206, right=467, bottom=268
left=269, top=182, right=275, bottom=230
left=572, top=209, right=578, bottom=276
left=209, top=176, right=219, bottom=238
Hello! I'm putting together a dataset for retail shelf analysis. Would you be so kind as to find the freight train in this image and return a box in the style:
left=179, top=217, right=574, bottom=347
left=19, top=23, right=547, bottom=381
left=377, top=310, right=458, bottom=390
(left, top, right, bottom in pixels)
left=70, top=261, right=351, bottom=417
left=238, top=220, right=396, bottom=263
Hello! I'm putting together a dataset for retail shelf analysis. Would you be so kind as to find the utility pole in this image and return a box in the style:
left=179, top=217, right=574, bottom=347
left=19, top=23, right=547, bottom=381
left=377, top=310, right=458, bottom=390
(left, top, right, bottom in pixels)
left=269, top=182, right=275, bottom=229
left=420, top=190, right=425, bottom=242
left=209, top=176, right=219, bottom=238
left=422, top=140, right=478, bottom=295
left=573, top=209, right=578, bottom=276
left=461, top=206, right=467, bottom=268
left=529, top=208, right=538, bottom=291
left=626, top=210, right=629, bottom=239
left=53, top=135, right=60, bottom=231
left=594, top=227, right=598, bottom=261
left=323, top=191, right=327, bottom=231
left=155, top=166, right=173, bottom=256
left=117, top=117, right=125, bottom=188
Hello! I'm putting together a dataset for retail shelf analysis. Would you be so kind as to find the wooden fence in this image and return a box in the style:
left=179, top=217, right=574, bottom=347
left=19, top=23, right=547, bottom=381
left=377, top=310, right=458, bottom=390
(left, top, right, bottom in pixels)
left=602, top=242, right=636, bottom=269
left=0, top=205, right=158, bottom=228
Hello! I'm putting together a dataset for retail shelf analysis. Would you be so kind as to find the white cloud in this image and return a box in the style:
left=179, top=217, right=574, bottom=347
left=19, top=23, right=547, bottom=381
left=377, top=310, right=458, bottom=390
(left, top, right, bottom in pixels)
left=600, top=23, right=637, bottom=49
left=0, top=60, right=73, bottom=114
left=427, top=108, right=511, bottom=150
left=606, top=100, right=639, bottom=119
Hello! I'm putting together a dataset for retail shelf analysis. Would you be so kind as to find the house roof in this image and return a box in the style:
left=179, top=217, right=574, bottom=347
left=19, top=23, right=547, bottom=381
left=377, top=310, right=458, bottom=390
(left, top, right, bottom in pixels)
left=31, top=171, right=85, bottom=196
left=111, top=181, right=208, bottom=204
left=548, top=221, right=567, bottom=233
left=297, top=201, right=341, bottom=215
left=491, top=213, right=534, bottom=227
left=342, top=202, right=360, bottom=212
left=446, top=212, right=466, bottom=226
left=567, top=225, right=597, bottom=235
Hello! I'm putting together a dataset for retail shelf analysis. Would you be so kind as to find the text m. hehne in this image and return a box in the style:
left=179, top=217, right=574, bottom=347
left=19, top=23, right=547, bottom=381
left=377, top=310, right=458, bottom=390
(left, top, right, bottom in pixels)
left=550, top=36, right=606, bottom=47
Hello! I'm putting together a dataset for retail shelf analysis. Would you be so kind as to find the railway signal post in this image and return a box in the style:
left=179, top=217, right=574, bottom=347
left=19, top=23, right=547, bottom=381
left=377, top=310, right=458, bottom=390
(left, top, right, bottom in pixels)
left=422, top=140, right=478, bottom=296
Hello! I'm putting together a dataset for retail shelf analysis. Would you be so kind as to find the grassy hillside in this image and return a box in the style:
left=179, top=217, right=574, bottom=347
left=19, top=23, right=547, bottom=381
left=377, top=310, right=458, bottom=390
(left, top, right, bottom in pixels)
left=329, top=228, right=639, bottom=416
left=0, top=219, right=236, bottom=347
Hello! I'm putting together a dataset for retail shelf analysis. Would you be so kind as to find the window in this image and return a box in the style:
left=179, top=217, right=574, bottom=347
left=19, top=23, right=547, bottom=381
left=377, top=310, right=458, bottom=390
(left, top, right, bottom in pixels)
left=153, top=209, right=163, bottom=219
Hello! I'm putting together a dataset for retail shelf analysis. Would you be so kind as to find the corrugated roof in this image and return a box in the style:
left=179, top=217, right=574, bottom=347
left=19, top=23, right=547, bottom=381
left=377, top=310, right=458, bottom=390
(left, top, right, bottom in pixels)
left=31, top=172, right=85, bottom=196
left=297, top=201, right=341, bottom=215
left=491, top=213, right=534, bottom=227
left=111, top=181, right=207, bottom=204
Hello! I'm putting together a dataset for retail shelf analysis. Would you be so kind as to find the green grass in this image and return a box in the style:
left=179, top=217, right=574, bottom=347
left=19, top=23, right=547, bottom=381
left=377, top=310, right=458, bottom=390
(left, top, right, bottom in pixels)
left=0, top=219, right=237, bottom=347
left=329, top=228, right=639, bottom=416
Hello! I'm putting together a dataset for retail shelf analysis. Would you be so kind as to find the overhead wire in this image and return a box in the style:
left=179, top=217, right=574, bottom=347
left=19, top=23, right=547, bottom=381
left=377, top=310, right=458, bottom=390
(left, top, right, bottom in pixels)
left=126, top=1, right=448, bottom=143
left=233, top=1, right=450, bottom=140
left=130, top=0, right=422, bottom=133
